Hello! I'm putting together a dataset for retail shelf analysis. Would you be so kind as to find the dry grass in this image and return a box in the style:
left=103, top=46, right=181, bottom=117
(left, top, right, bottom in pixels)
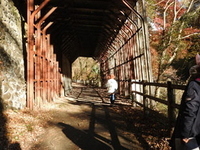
left=4, top=100, right=66, bottom=150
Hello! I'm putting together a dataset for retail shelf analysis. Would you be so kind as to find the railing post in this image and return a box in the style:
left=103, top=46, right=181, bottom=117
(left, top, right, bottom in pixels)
left=167, top=81, right=176, bottom=135
left=143, top=80, right=148, bottom=117
left=129, top=79, right=134, bottom=105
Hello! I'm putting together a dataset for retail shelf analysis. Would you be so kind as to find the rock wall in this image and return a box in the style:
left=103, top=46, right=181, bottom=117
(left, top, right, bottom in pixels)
left=0, top=0, right=26, bottom=109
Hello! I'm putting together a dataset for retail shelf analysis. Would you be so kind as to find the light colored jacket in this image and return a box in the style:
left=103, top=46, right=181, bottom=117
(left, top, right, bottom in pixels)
left=106, top=79, right=118, bottom=93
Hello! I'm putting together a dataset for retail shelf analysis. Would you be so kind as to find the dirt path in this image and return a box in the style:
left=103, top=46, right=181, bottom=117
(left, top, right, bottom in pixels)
left=5, top=83, right=171, bottom=150
left=28, top=85, right=143, bottom=150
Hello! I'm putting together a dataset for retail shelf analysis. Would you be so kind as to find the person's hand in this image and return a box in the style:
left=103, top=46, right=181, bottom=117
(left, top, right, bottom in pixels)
left=182, top=138, right=190, bottom=143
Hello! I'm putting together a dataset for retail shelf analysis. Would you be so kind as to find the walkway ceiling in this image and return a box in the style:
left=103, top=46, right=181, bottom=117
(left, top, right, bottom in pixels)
left=31, top=0, right=137, bottom=63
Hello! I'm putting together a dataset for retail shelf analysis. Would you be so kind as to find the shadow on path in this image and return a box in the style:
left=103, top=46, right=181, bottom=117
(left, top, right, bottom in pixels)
left=28, top=84, right=168, bottom=150
left=88, top=103, right=130, bottom=150
left=58, top=122, right=112, bottom=150
left=103, top=106, right=126, bottom=150
left=68, top=99, right=138, bottom=150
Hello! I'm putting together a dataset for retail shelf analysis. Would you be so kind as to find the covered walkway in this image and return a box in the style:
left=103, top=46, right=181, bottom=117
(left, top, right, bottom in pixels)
left=24, top=0, right=153, bottom=109
left=0, top=0, right=186, bottom=149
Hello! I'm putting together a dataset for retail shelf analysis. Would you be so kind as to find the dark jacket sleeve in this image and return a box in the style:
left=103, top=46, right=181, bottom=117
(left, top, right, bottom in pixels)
left=181, top=81, right=200, bottom=138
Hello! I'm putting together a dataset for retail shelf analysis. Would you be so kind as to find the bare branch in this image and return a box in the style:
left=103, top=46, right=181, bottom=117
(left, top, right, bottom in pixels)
left=163, top=1, right=174, bottom=29
left=181, top=32, right=200, bottom=39
left=186, top=0, right=195, bottom=13
left=154, top=0, right=169, bottom=6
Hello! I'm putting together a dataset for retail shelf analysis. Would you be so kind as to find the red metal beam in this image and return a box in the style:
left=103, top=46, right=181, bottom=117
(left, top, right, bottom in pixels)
left=27, top=0, right=50, bottom=109
left=41, top=22, right=53, bottom=101
left=34, top=7, right=57, bottom=105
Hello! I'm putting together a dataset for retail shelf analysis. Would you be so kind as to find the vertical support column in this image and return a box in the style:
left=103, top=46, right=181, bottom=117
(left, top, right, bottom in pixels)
left=41, top=33, right=47, bottom=102
left=27, top=0, right=50, bottom=109
left=49, top=45, right=54, bottom=101
left=27, top=0, right=35, bottom=109
left=41, top=22, right=53, bottom=102
left=36, top=7, right=57, bottom=105
left=53, top=54, right=57, bottom=99
left=35, top=8, right=42, bottom=107
left=46, top=35, right=51, bottom=102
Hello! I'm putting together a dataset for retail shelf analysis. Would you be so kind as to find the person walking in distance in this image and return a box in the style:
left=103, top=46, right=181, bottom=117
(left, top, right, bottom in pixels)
left=106, top=74, right=118, bottom=104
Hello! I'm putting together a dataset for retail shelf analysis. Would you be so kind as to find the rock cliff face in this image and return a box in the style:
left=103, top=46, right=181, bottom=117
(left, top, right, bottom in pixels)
left=0, top=0, right=26, bottom=109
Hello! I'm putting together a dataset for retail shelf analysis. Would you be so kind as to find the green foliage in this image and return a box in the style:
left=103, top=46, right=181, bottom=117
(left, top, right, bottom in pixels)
left=72, top=57, right=101, bottom=85
left=181, top=9, right=200, bottom=28
left=146, top=0, right=157, bottom=19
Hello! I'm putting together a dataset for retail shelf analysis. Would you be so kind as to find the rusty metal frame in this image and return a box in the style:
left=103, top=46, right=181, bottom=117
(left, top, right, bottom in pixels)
left=27, top=0, right=61, bottom=109
left=99, top=0, right=153, bottom=97
left=122, top=0, right=153, bottom=82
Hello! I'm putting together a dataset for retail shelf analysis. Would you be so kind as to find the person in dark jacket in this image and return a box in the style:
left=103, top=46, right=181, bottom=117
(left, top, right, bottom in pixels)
left=170, top=65, right=200, bottom=150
